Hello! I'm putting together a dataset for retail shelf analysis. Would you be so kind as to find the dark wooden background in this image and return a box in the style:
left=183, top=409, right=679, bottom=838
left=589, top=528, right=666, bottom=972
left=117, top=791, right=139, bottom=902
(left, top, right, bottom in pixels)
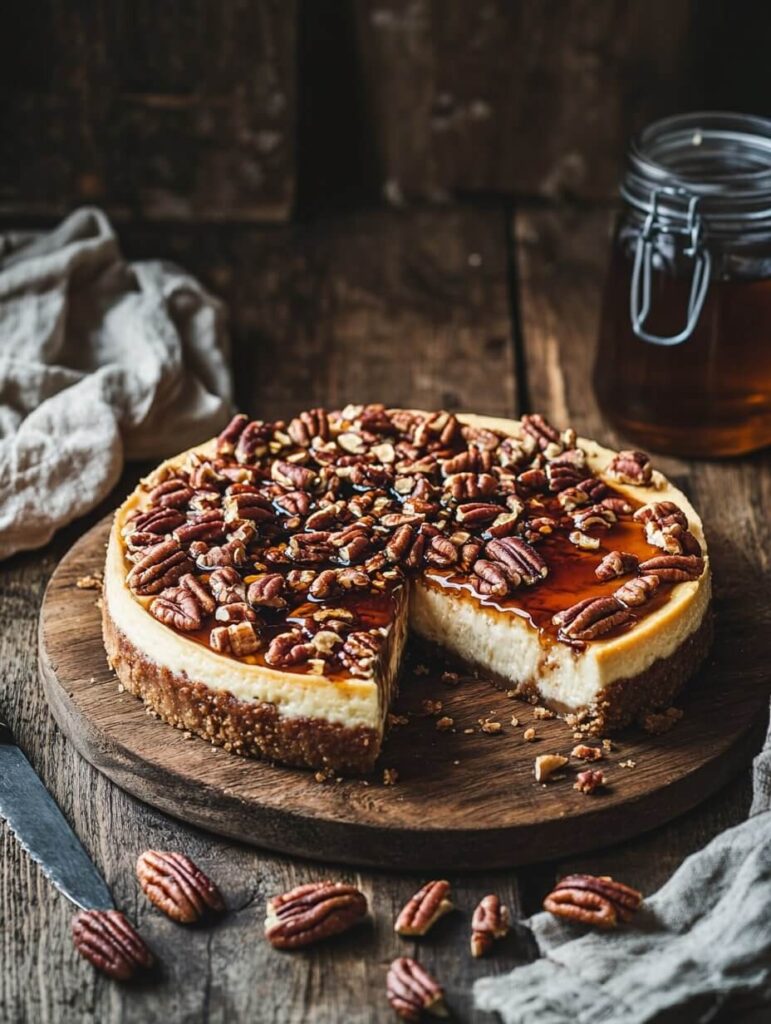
left=1, top=3, right=770, bottom=1022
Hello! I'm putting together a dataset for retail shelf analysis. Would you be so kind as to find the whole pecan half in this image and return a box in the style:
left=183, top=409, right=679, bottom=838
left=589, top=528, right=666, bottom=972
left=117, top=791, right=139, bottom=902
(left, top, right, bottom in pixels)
left=454, top=502, right=502, bottom=526
left=137, top=850, right=224, bottom=924
left=470, top=893, right=510, bottom=957
left=247, top=573, right=287, bottom=609
left=124, top=507, right=185, bottom=540
left=272, top=459, right=316, bottom=491
left=521, top=413, right=562, bottom=451
left=614, top=573, right=660, bottom=607
left=235, top=420, right=273, bottom=464
left=552, top=596, right=634, bottom=641
left=595, top=550, right=639, bottom=581
left=264, top=630, right=315, bottom=667
left=150, top=585, right=204, bottom=631
left=394, top=880, right=453, bottom=936
left=126, top=539, right=193, bottom=596
left=288, top=407, right=329, bottom=446
left=217, top=413, right=249, bottom=455
left=148, top=477, right=194, bottom=510
left=339, top=631, right=380, bottom=677
left=485, top=537, right=547, bottom=586
left=543, top=874, right=642, bottom=929
left=472, top=558, right=517, bottom=598
left=386, top=957, right=447, bottom=1022
left=424, top=535, right=459, bottom=569
left=607, top=449, right=653, bottom=485
left=209, top=566, right=246, bottom=604
left=264, top=881, right=367, bottom=950
left=637, top=554, right=704, bottom=582
left=71, top=909, right=153, bottom=980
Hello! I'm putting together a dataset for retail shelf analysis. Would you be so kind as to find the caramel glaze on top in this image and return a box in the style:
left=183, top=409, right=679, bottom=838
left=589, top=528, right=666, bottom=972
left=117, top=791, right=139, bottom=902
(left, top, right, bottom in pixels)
left=121, top=406, right=690, bottom=678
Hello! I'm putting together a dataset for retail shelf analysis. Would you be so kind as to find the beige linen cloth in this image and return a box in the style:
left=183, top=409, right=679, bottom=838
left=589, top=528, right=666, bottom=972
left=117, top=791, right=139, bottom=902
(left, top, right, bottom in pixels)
left=0, top=208, right=233, bottom=560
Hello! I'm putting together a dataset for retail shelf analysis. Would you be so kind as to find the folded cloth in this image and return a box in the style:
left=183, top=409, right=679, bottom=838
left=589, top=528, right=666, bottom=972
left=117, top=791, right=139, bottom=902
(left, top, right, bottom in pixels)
left=475, top=707, right=771, bottom=1024
left=0, top=207, right=233, bottom=560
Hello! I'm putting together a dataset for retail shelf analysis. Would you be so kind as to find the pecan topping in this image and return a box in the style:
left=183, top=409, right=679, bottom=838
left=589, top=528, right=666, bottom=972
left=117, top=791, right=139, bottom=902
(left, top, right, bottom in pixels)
left=470, top=893, right=510, bottom=957
left=264, top=882, right=367, bottom=949
left=637, top=554, right=704, bottom=582
left=210, top=621, right=260, bottom=656
left=543, top=874, right=642, bottom=929
left=150, top=585, right=204, bottom=631
left=614, top=573, right=660, bottom=606
left=272, top=460, right=316, bottom=490
left=148, top=477, right=194, bottom=509
left=215, top=601, right=258, bottom=624
left=264, top=630, right=314, bottom=667
left=126, top=539, right=193, bottom=596
left=339, top=631, right=380, bottom=677
left=395, top=880, right=453, bottom=936
left=574, top=769, right=606, bottom=794
left=209, top=566, right=246, bottom=604
left=247, top=573, right=286, bottom=608
left=179, top=573, right=216, bottom=614
left=424, top=535, right=459, bottom=568
left=521, top=413, right=562, bottom=451
left=71, top=909, right=153, bottom=980
left=633, top=501, right=700, bottom=555
left=552, top=596, right=634, bottom=641
left=472, top=558, right=514, bottom=598
left=124, top=507, right=185, bottom=539
left=288, top=407, right=329, bottom=446
left=455, top=501, right=502, bottom=526
left=136, top=850, right=224, bottom=923
left=485, top=537, right=547, bottom=585
left=571, top=504, right=616, bottom=531
left=217, top=413, right=249, bottom=455
left=595, top=550, right=639, bottom=581
left=386, top=958, right=447, bottom=1022
left=607, top=449, right=652, bottom=485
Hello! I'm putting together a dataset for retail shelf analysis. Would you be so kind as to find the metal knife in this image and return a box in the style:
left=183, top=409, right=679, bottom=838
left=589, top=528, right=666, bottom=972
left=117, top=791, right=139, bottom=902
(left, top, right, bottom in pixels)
left=0, top=714, right=114, bottom=910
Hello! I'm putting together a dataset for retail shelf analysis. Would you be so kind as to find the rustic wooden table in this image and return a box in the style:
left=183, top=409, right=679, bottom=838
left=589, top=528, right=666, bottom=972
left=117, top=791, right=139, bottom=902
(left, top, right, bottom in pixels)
left=1, top=205, right=766, bottom=1023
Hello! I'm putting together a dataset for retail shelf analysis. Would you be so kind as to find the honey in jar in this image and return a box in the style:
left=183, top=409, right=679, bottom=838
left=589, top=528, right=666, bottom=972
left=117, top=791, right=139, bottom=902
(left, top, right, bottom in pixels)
left=595, top=112, right=771, bottom=457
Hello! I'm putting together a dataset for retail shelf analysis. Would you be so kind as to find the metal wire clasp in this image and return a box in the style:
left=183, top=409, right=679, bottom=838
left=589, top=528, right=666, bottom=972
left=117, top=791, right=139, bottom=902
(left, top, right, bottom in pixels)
left=630, top=189, right=711, bottom=346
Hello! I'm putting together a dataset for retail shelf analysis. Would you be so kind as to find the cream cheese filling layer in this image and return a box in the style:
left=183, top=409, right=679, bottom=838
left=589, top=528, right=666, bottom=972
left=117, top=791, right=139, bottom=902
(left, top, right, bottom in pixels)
left=106, top=413, right=710, bottom=727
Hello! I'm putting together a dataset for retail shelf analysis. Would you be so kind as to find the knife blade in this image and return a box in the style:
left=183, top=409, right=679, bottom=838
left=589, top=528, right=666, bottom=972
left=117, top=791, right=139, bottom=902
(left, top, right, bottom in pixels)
left=0, top=715, right=114, bottom=910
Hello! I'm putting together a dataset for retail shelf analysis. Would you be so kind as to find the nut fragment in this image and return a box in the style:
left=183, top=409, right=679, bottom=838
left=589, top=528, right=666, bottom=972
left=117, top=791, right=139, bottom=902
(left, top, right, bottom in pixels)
left=386, top=957, right=448, bottom=1021
left=574, top=769, right=606, bottom=794
left=264, top=881, right=367, bottom=949
left=395, top=880, right=453, bottom=936
left=607, top=449, right=652, bottom=485
left=534, top=754, right=569, bottom=782
left=137, top=850, right=224, bottom=923
left=595, top=550, right=638, bottom=582
left=71, top=909, right=153, bottom=980
left=571, top=744, right=603, bottom=762
left=470, top=894, right=510, bottom=957
left=543, top=874, right=642, bottom=928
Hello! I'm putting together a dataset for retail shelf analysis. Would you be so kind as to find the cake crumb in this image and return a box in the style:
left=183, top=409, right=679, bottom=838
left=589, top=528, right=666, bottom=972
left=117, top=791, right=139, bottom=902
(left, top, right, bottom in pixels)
left=436, top=716, right=454, bottom=732
left=523, top=727, right=537, bottom=742
left=463, top=727, right=475, bottom=735
left=420, top=698, right=443, bottom=716
left=76, top=572, right=103, bottom=590
left=506, top=689, right=517, bottom=698
left=571, top=744, right=604, bottom=762
left=387, top=713, right=410, bottom=729
left=479, top=718, right=502, bottom=734
left=452, top=759, right=460, bottom=766
left=602, top=738, right=614, bottom=752
left=642, top=707, right=683, bottom=735
left=383, top=768, right=399, bottom=786
left=441, top=671, right=460, bottom=686
left=510, top=715, right=520, bottom=727
left=533, top=706, right=555, bottom=720
left=619, top=759, right=637, bottom=769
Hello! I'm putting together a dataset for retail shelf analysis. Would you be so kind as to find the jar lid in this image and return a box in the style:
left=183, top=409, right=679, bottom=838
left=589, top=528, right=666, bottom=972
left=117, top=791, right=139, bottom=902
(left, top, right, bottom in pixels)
left=621, top=112, right=771, bottom=234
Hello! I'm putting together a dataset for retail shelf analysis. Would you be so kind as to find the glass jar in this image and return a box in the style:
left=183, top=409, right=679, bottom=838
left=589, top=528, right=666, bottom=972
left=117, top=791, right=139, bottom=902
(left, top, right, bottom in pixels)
left=594, top=112, right=771, bottom=456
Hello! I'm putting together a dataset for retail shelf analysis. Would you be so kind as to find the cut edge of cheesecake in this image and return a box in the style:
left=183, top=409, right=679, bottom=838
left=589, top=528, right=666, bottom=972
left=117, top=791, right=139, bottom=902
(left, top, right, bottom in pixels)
left=102, top=412, right=711, bottom=773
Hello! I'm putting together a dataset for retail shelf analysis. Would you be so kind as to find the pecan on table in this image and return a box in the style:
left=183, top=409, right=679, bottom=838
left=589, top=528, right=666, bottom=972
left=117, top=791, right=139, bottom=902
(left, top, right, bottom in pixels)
left=126, top=539, right=193, bottom=596
left=264, top=881, right=367, bottom=950
left=395, top=880, right=453, bottom=937
left=595, top=550, right=639, bottom=582
left=552, top=596, right=634, bottom=641
left=150, top=585, right=204, bottom=631
left=470, top=893, right=510, bottom=957
left=485, top=537, right=547, bottom=586
left=614, top=574, right=660, bottom=607
left=574, top=769, right=606, bottom=794
left=637, top=554, right=704, bottom=582
left=387, top=958, right=447, bottom=1022
left=543, top=874, right=642, bottom=929
left=137, top=850, right=224, bottom=924
left=71, top=909, right=153, bottom=980
left=607, top=449, right=653, bottom=485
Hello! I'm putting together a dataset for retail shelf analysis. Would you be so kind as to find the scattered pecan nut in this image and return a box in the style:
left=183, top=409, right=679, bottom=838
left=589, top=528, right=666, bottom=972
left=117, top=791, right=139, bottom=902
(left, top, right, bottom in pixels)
left=264, top=881, right=367, bottom=950
left=470, top=893, right=510, bottom=957
left=394, top=880, right=453, bottom=936
left=543, top=874, right=642, bottom=928
left=137, top=850, right=225, bottom=924
left=386, top=957, right=447, bottom=1022
left=574, top=769, right=606, bottom=794
left=71, top=909, right=153, bottom=980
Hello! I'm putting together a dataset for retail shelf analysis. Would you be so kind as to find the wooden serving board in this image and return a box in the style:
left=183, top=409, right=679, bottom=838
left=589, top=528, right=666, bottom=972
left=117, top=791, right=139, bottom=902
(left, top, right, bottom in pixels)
left=38, top=516, right=767, bottom=871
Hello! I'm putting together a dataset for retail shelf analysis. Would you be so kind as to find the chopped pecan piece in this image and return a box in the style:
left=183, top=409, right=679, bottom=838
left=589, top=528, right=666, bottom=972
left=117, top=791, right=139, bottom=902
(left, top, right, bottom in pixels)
left=571, top=744, right=603, bottom=761
left=574, top=769, right=606, bottom=794
left=571, top=504, right=616, bottom=531
left=264, top=881, right=367, bottom=950
left=126, top=539, right=193, bottom=596
left=223, top=492, right=274, bottom=525
left=516, top=467, right=548, bottom=495
left=71, top=909, right=153, bottom=980
left=634, top=501, right=700, bottom=555
left=214, top=601, right=257, bottom=624
left=552, top=596, right=634, bottom=641
left=543, top=874, right=642, bottom=928
left=395, top=880, right=453, bottom=936
left=209, top=566, right=246, bottom=604
left=470, top=893, right=510, bottom=957
left=386, top=958, right=447, bottom=1022
left=607, top=449, right=653, bottom=485
left=637, top=554, right=704, bottom=582
left=614, top=574, right=660, bottom=606
left=136, top=850, right=224, bottom=923
left=235, top=420, right=272, bottom=464
left=595, top=550, right=639, bottom=581
left=339, top=631, right=380, bottom=677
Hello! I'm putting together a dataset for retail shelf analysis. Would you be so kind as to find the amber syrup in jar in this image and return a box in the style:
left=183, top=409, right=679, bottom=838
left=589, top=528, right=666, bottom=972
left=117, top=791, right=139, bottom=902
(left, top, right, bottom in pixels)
left=595, top=112, right=771, bottom=456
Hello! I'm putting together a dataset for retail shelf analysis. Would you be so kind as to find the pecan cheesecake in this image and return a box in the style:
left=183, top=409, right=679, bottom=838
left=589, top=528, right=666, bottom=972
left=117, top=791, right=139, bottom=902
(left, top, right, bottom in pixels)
left=103, top=407, right=711, bottom=773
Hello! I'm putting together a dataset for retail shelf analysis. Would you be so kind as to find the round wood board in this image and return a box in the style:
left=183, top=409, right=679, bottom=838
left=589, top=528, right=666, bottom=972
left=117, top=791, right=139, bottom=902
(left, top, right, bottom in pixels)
left=39, top=516, right=768, bottom=871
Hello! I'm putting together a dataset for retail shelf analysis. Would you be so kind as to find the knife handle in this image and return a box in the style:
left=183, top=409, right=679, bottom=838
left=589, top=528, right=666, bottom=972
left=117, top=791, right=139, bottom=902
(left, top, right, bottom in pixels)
left=0, top=716, right=14, bottom=745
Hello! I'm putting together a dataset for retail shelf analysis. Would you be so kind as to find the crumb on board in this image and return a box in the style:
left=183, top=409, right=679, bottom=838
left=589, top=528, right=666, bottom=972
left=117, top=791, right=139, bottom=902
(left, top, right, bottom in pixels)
left=510, top=715, right=520, bottom=727
left=441, top=671, right=460, bottom=685
left=619, top=759, right=637, bottom=769
left=533, top=706, right=555, bottom=720
left=523, top=727, right=537, bottom=742
left=383, top=768, right=399, bottom=786
left=479, top=718, right=502, bottom=734
left=413, top=664, right=430, bottom=676
left=420, top=699, right=443, bottom=716
left=436, top=716, right=454, bottom=732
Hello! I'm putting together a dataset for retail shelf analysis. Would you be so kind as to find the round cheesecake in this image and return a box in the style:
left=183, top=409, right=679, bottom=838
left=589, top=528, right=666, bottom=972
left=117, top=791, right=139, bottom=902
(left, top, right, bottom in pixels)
left=103, top=407, right=712, bottom=773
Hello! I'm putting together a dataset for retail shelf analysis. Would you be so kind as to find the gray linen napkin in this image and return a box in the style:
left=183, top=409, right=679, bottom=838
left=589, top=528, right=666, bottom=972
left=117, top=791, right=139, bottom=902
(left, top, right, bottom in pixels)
left=0, top=207, right=233, bottom=560
left=475, top=709, right=771, bottom=1023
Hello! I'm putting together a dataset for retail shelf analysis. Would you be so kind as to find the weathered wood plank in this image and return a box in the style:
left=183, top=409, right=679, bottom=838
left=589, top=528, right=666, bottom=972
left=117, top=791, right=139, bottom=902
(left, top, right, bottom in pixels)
left=1, top=207, right=524, bottom=1023
left=513, top=205, right=769, bottom=903
left=0, top=1, right=296, bottom=222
